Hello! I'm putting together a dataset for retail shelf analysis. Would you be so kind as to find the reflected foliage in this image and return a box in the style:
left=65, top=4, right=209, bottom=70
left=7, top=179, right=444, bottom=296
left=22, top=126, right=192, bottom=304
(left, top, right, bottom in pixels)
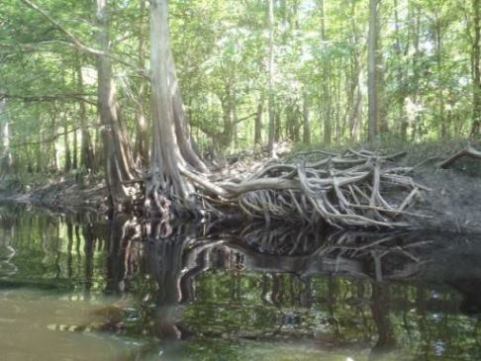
left=1, top=206, right=481, bottom=360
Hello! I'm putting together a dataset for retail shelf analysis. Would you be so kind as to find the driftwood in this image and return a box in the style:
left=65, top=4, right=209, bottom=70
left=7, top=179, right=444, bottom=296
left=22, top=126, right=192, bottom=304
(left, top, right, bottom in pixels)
left=184, top=149, right=429, bottom=229
left=438, top=145, right=481, bottom=169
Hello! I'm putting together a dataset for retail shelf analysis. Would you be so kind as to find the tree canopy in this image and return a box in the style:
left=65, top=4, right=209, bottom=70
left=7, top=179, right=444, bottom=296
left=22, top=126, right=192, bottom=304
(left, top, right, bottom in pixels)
left=0, top=0, right=479, bottom=214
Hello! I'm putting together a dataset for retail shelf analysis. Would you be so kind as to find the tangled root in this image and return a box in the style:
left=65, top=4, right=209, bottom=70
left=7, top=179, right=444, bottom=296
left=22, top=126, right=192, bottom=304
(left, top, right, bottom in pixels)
left=186, top=149, right=429, bottom=229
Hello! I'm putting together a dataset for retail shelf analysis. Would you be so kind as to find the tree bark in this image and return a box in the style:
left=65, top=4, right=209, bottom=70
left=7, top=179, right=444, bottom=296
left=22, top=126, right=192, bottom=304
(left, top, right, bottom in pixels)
left=303, top=93, right=311, bottom=145
left=267, top=0, right=276, bottom=156
left=63, top=121, right=71, bottom=172
left=471, top=0, right=481, bottom=136
left=168, top=50, right=207, bottom=172
left=75, top=55, right=95, bottom=171
left=134, top=0, right=149, bottom=167
left=219, top=84, right=236, bottom=150
left=72, top=126, right=78, bottom=170
left=96, top=0, right=135, bottom=210
left=334, top=64, right=343, bottom=140
left=367, top=0, right=379, bottom=142
left=348, top=0, right=362, bottom=142
left=410, top=2, right=421, bottom=141
left=0, top=97, right=12, bottom=175
left=435, top=18, right=446, bottom=138
left=49, top=111, right=59, bottom=172
left=147, top=0, right=193, bottom=215
left=377, top=16, right=386, bottom=135
left=320, top=0, right=332, bottom=145
left=395, top=0, right=408, bottom=140
left=254, top=95, right=264, bottom=146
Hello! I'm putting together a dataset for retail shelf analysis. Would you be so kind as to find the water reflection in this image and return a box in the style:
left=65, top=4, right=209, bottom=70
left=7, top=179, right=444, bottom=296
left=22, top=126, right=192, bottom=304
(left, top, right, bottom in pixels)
left=0, top=205, right=481, bottom=360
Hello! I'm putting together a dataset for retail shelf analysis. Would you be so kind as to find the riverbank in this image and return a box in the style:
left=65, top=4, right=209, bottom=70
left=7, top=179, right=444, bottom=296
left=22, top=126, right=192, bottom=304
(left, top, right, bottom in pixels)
left=1, top=140, right=480, bottom=232
left=0, top=173, right=108, bottom=214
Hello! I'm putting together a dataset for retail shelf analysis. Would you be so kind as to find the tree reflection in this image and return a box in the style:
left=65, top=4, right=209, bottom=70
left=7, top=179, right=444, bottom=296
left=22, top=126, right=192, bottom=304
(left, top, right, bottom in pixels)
left=1, top=208, right=481, bottom=360
left=369, top=282, right=396, bottom=360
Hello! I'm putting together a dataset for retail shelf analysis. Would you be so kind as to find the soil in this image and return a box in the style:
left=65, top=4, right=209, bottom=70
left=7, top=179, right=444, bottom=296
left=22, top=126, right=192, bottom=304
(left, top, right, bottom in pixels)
left=412, top=166, right=481, bottom=233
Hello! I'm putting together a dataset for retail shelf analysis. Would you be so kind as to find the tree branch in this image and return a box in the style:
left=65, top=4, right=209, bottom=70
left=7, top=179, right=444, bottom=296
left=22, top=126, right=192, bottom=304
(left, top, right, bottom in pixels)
left=234, top=112, right=258, bottom=125
left=19, top=0, right=104, bottom=56
left=19, top=0, right=149, bottom=79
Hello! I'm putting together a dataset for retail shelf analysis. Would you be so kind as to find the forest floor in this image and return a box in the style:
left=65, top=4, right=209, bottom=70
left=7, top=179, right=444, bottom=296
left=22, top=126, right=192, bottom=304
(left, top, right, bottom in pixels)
left=0, top=139, right=480, bottom=233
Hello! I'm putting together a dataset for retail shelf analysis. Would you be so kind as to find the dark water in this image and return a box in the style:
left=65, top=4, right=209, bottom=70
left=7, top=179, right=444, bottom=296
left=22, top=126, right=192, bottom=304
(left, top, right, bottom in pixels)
left=0, top=205, right=481, bottom=361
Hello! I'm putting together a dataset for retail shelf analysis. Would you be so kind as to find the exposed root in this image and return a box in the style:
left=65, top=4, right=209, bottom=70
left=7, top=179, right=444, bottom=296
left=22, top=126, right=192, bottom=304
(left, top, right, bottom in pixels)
left=438, top=145, right=481, bottom=168
left=184, top=149, right=428, bottom=229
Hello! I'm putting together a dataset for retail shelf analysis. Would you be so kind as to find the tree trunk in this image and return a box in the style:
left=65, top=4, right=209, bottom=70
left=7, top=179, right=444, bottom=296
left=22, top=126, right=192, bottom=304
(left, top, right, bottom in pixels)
left=219, top=85, right=235, bottom=150
left=76, top=55, right=95, bottom=171
left=267, top=0, right=276, bottom=156
left=471, top=0, right=481, bottom=136
left=134, top=0, right=149, bottom=167
left=0, top=97, right=12, bottom=175
left=367, top=0, right=379, bottom=141
left=274, top=104, right=281, bottom=142
left=49, top=112, right=59, bottom=172
left=410, top=2, right=421, bottom=141
left=71, top=63, right=78, bottom=170
left=302, top=93, right=311, bottom=145
left=320, top=0, right=332, bottom=145
left=435, top=18, right=446, bottom=138
left=72, top=127, right=78, bottom=170
left=254, top=95, right=264, bottom=146
left=286, top=102, right=300, bottom=143
left=147, top=0, right=193, bottom=215
left=377, top=15, right=386, bottom=135
left=395, top=0, right=408, bottom=140
left=168, top=50, right=207, bottom=172
left=348, top=0, right=362, bottom=142
left=96, top=0, right=135, bottom=210
left=370, top=283, right=396, bottom=357
left=335, top=65, right=343, bottom=141
left=63, top=121, right=71, bottom=172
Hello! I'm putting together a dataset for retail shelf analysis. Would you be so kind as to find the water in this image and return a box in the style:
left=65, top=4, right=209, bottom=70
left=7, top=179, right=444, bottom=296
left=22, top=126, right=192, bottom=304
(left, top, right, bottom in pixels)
left=0, top=205, right=481, bottom=361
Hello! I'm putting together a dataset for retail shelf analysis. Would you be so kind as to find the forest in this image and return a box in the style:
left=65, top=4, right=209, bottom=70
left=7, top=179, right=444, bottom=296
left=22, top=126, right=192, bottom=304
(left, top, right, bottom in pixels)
left=2, top=2, right=481, bottom=360
left=1, top=0, right=481, bottom=229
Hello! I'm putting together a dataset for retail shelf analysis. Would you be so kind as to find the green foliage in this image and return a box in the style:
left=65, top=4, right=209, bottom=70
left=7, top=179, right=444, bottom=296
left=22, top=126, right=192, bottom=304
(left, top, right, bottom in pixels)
left=0, top=0, right=479, bottom=175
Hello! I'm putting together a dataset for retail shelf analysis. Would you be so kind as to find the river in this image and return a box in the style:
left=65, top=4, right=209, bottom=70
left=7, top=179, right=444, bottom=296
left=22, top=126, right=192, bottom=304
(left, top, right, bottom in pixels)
left=0, top=205, right=480, bottom=361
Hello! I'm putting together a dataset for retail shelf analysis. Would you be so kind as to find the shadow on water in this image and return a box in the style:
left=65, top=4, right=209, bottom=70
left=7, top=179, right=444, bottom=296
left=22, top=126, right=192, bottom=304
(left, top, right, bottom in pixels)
left=1, top=204, right=481, bottom=360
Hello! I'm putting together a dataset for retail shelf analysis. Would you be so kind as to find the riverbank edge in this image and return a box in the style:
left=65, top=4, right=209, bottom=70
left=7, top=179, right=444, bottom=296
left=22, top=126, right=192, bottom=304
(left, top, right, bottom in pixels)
left=0, top=175, right=108, bottom=214
left=0, top=141, right=480, bottom=233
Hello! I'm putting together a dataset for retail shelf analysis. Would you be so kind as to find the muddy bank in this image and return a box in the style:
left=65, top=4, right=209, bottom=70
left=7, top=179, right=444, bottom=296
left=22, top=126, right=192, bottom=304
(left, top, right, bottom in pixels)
left=411, top=166, right=481, bottom=233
